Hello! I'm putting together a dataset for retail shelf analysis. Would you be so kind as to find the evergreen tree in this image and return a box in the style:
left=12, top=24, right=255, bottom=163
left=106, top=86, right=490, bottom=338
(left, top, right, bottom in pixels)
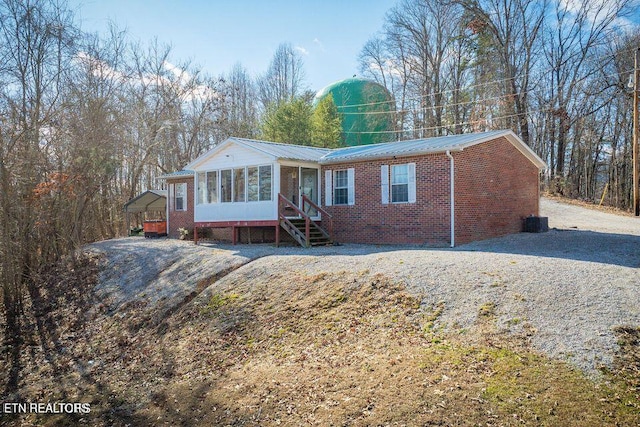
left=259, top=97, right=313, bottom=145
left=311, top=94, right=343, bottom=148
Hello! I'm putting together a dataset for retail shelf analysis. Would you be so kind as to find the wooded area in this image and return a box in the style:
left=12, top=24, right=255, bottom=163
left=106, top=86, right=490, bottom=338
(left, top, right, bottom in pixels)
left=360, top=0, right=639, bottom=208
left=0, top=0, right=639, bottom=394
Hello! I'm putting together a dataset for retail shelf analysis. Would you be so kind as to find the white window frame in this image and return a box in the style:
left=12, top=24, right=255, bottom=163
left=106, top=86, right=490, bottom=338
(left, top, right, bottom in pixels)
left=330, top=168, right=355, bottom=206
left=220, top=169, right=232, bottom=203
left=196, top=172, right=206, bottom=205
left=391, top=164, right=410, bottom=203
left=382, top=163, right=416, bottom=204
left=258, top=165, right=273, bottom=201
left=198, top=165, right=272, bottom=205
left=247, top=164, right=273, bottom=202
left=196, top=171, right=219, bottom=205
left=174, top=182, right=187, bottom=211
left=333, top=170, right=349, bottom=205
left=233, top=167, right=246, bottom=203
left=207, top=170, right=218, bottom=204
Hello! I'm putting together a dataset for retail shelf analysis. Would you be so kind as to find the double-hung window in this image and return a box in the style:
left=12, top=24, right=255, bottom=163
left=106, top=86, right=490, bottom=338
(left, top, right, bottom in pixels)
left=333, top=170, right=349, bottom=205
left=381, top=163, right=416, bottom=204
left=391, top=164, right=409, bottom=203
left=174, top=183, right=187, bottom=211
left=325, top=168, right=354, bottom=206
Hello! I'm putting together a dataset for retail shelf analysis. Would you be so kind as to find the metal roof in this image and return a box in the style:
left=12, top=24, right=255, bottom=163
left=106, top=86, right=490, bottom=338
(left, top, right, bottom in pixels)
left=231, top=137, right=332, bottom=162
left=156, top=170, right=194, bottom=180
left=319, top=130, right=546, bottom=169
left=123, top=189, right=167, bottom=213
left=178, top=130, right=546, bottom=172
left=184, top=137, right=332, bottom=170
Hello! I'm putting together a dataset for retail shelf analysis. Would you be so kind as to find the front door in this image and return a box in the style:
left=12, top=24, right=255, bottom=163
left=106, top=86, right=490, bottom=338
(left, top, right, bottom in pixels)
left=301, top=167, right=318, bottom=217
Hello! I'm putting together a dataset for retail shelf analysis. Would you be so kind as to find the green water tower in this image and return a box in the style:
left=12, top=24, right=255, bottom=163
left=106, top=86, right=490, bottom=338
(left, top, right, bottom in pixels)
left=314, top=78, right=396, bottom=146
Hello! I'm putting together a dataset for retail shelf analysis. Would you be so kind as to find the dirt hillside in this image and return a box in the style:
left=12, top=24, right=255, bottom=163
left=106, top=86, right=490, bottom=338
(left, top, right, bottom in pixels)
left=1, top=198, right=639, bottom=426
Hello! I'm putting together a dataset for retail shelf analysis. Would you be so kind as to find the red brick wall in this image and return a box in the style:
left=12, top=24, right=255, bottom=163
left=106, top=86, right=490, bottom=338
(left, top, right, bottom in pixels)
left=167, top=177, right=195, bottom=239
left=322, top=154, right=451, bottom=245
left=321, top=137, right=540, bottom=246
left=454, top=137, right=540, bottom=244
left=280, top=166, right=299, bottom=204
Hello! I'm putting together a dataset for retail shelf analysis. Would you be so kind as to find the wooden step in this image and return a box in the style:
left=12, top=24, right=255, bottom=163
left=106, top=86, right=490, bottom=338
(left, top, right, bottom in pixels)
left=279, top=217, right=332, bottom=247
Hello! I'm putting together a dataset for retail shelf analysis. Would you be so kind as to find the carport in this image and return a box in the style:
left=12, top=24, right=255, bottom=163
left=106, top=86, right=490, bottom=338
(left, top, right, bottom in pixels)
left=123, top=189, right=168, bottom=237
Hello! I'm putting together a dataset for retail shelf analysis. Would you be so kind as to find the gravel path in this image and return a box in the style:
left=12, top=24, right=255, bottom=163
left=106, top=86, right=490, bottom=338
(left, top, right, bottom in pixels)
left=87, top=198, right=640, bottom=374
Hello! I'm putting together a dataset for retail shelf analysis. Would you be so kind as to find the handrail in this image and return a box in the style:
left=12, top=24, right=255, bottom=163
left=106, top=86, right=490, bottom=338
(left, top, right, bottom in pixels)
left=278, top=193, right=306, bottom=218
left=278, top=193, right=311, bottom=247
left=281, top=216, right=305, bottom=241
left=301, top=195, right=333, bottom=241
left=301, top=194, right=332, bottom=219
left=277, top=193, right=334, bottom=247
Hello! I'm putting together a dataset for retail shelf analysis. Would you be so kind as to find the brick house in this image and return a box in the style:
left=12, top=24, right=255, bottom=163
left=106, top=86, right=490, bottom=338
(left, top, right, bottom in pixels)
left=160, top=130, right=545, bottom=247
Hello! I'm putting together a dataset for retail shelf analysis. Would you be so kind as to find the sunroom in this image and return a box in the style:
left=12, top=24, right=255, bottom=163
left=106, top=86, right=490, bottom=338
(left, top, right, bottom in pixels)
left=183, top=137, right=332, bottom=245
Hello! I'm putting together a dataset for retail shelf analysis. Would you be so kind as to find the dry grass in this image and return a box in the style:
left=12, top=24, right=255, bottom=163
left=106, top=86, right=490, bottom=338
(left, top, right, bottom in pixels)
left=543, top=193, right=634, bottom=217
left=2, top=261, right=639, bottom=426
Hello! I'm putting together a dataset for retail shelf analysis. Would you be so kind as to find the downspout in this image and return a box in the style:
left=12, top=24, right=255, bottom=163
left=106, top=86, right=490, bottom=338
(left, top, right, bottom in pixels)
left=166, top=183, right=170, bottom=238
left=446, top=150, right=455, bottom=248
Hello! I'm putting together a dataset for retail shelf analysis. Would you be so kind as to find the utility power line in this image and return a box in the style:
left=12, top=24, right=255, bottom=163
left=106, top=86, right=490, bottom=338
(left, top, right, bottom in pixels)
left=335, top=47, right=638, bottom=110
left=341, top=107, right=554, bottom=135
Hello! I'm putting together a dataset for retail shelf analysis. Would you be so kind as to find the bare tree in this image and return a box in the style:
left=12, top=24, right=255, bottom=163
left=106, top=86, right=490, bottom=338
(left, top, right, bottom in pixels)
left=218, top=63, right=259, bottom=139
left=542, top=0, right=633, bottom=183
left=0, top=0, right=76, bottom=393
left=257, top=43, right=306, bottom=110
left=455, top=0, right=547, bottom=145
left=359, top=35, right=412, bottom=137
left=360, top=0, right=471, bottom=138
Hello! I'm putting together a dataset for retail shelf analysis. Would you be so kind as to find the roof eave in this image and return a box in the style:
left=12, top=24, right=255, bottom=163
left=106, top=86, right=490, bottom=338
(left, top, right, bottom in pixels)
left=502, top=131, right=547, bottom=170
left=185, top=137, right=330, bottom=169
left=183, top=138, right=240, bottom=170
left=156, top=171, right=194, bottom=180
left=319, top=147, right=465, bottom=165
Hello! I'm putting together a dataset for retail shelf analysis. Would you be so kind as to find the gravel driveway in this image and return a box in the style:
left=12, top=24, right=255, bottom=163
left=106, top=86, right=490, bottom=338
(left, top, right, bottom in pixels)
left=88, top=198, right=640, bottom=374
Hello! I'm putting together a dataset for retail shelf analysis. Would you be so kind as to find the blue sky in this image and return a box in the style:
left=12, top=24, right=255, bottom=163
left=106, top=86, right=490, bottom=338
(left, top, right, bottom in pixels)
left=69, top=0, right=399, bottom=92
